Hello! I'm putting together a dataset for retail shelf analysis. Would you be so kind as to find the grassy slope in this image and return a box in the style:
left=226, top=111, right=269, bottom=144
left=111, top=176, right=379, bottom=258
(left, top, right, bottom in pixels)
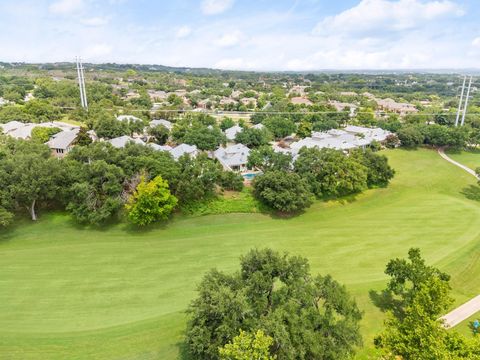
left=0, top=149, right=479, bottom=359
left=446, top=148, right=480, bottom=171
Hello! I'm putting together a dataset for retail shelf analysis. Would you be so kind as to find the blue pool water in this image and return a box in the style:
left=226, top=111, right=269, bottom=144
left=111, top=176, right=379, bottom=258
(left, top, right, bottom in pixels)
left=242, top=172, right=262, bottom=180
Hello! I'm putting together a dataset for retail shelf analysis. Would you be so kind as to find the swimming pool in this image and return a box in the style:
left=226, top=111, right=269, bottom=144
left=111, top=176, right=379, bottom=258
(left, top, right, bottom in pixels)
left=242, top=172, right=262, bottom=180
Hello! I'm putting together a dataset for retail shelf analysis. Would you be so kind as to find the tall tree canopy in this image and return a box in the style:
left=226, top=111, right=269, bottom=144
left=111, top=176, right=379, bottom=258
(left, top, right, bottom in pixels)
left=187, top=248, right=362, bottom=360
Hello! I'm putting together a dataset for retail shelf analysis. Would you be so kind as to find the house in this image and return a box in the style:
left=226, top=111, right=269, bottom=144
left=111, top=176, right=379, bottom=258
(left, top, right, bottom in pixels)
left=329, top=100, right=357, bottom=116
left=1, top=121, right=78, bottom=140
left=219, top=97, right=237, bottom=106
left=148, top=143, right=172, bottom=152
left=289, top=126, right=391, bottom=152
left=0, top=121, right=24, bottom=133
left=147, top=90, right=167, bottom=101
left=0, top=97, right=8, bottom=106
left=289, top=85, right=309, bottom=96
left=240, top=97, right=257, bottom=107
left=340, top=91, right=357, bottom=96
left=225, top=125, right=243, bottom=141
left=170, top=143, right=198, bottom=160
left=197, top=99, right=211, bottom=110
left=375, top=98, right=418, bottom=115
left=108, top=135, right=145, bottom=148
left=117, top=115, right=143, bottom=123
left=46, top=128, right=80, bottom=158
left=252, top=123, right=265, bottom=130
left=290, top=97, right=313, bottom=106
left=214, top=144, right=250, bottom=172
left=149, top=119, right=173, bottom=131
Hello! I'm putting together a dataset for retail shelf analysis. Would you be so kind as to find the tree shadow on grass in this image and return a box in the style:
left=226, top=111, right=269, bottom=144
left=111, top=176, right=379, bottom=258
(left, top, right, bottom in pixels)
left=176, top=340, right=193, bottom=360
left=369, top=289, right=404, bottom=319
left=461, top=185, right=480, bottom=202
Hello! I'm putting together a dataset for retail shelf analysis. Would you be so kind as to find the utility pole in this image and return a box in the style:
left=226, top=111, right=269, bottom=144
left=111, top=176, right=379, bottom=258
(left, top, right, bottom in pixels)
left=460, top=76, right=472, bottom=127
left=455, top=76, right=466, bottom=127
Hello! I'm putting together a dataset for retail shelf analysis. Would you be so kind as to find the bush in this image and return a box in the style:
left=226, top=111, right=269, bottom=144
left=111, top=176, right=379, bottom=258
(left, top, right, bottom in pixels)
left=252, top=171, right=313, bottom=213
left=218, top=171, right=244, bottom=192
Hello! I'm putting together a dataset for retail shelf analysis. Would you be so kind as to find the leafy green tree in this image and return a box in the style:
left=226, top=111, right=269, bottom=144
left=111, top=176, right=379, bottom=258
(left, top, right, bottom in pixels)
left=219, top=330, right=276, bottom=360
left=183, top=123, right=226, bottom=151
left=66, top=160, right=125, bottom=224
left=253, top=171, right=313, bottom=213
left=92, top=112, right=129, bottom=139
left=0, top=141, right=62, bottom=220
left=24, top=99, right=62, bottom=122
left=374, top=248, right=480, bottom=359
left=148, top=124, right=170, bottom=145
left=263, top=116, right=296, bottom=139
left=350, top=149, right=395, bottom=187
left=74, top=127, right=92, bottom=146
left=0, top=207, right=14, bottom=227
left=247, top=146, right=292, bottom=172
left=187, top=248, right=362, bottom=360
left=296, top=120, right=312, bottom=138
left=0, top=105, right=34, bottom=123
left=218, top=171, right=244, bottom=191
left=175, top=153, right=221, bottom=203
left=220, top=117, right=236, bottom=131
left=126, top=175, right=177, bottom=226
left=234, top=127, right=272, bottom=148
left=294, top=148, right=368, bottom=198
left=31, top=126, right=61, bottom=143
left=397, top=126, right=425, bottom=148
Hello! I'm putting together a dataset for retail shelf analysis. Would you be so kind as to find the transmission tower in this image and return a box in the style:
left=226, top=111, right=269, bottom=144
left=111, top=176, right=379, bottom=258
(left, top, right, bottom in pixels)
left=76, top=56, right=88, bottom=110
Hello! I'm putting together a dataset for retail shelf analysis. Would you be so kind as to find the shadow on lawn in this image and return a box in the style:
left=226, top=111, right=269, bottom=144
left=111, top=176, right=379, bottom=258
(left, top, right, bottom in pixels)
left=176, top=341, right=194, bottom=360
left=461, top=185, right=480, bottom=202
left=369, top=289, right=403, bottom=319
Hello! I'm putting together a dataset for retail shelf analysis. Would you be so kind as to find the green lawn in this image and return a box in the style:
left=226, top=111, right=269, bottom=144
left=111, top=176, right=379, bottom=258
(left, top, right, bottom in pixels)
left=1, top=148, right=480, bottom=359
left=453, top=311, right=480, bottom=338
left=446, top=148, right=480, bottom=172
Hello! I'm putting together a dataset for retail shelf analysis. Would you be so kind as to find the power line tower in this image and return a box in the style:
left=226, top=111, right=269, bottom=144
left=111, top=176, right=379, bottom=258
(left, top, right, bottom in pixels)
left=455, top=75, right=472, bottom=127
left=76, top=56, right=88, bottom=110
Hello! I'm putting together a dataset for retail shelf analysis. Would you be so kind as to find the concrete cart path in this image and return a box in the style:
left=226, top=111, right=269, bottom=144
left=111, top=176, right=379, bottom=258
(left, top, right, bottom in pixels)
left=441, top=295, right=480, bottom=328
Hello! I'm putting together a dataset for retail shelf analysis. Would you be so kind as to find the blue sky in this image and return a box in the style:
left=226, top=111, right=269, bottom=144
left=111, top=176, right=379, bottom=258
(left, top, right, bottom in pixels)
left=0, top=0, right=479, bottom=70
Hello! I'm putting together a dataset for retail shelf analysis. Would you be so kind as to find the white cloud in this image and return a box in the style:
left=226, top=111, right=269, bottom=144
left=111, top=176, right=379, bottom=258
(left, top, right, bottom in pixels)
left=215, top=30, right=243, bottom=47
left=472, top=37, right=480, bottom=47
left=201, top=0, right=234, bottom=15
left=49, top=0, right=84, bottom=15
left=313, top=0, right=464, bottom=35
left=175, top=26, right=192, bottom=39
left=81, top=16, right=110, bottom=26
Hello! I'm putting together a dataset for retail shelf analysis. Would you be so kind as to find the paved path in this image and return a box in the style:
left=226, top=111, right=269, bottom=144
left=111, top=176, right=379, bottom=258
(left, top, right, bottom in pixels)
left=437, top=147, right=479, bottom=179
left=441, top=295, right=480, bottom=327
left=437, top=147, right=480, bottom=327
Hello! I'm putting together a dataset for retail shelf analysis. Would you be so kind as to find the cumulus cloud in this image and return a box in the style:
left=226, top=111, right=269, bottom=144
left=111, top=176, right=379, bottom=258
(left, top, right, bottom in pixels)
left=313, top=0, right=464, bottom=35
left=201, top=0, right=234, bottom=15
left=49, top=0, right=84, bottom=15
left=472, top=37, right=480, bottom=47
left=175, top=26, right=192, bottom=39
left=215, top=30, right=243, bottom=47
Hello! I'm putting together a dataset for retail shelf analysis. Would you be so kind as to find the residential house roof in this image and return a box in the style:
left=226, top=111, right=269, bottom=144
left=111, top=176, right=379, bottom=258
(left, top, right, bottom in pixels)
left=170, top=143, right=198, bottom=160
left=214, top=144, right=250, bottom=170
left=150, top=119, right=173, bottom=131
left=46, top=128, right=80, bottom=150
left=108, top=135, right=145, bottom=148
left=225, top=125, right=243, bottom=141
